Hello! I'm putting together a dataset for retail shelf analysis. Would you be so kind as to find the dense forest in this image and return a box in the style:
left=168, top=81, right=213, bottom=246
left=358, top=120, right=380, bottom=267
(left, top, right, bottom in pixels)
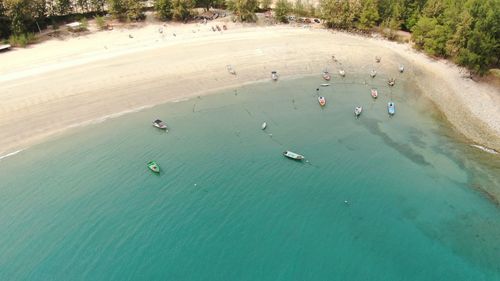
left=0, top=0, right=498, bottom=74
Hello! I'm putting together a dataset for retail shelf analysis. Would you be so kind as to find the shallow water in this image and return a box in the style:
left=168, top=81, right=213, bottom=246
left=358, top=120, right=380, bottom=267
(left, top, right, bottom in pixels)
left=0, top=76, right=499, bottom=280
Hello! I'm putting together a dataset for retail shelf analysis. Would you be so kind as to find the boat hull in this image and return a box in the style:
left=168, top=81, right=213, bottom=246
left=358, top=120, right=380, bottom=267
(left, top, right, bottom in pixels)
left=371, top=89, right=378, bottom=99
left=283, top=151, right=304, bottom=160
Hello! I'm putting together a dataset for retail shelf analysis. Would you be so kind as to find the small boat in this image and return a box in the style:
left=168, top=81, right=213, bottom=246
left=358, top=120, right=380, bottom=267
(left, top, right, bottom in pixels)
left=322, top=71, right=331, bottom=81
left=388, top=78, right=395, bottom=86
left=283, top=150, right=305, bottom=160
left=354, top=106, right=362, bottom=117
left=226, top=64, right=236, bottom=75
left=261, top=122, right=267, bottom=130
left=147, top=161, right=160, bottom=173
left=375, top=56, right=381, bottom=63
left=271, top=71, right=279, bottom=81
left=371, top=88, right=378, bottom=99
left=320, top=83, right=330, bottom=87
left=399, top=64, right=404, bottom=73
left=318, top=96, right=326, bottom=107
left=339, top=69, right=346, bottom=77
left=388, top=102, right=395, bottom=115
left=370, top=70, right=377, bottom=78
left=152, top=119, right=168, bottom=130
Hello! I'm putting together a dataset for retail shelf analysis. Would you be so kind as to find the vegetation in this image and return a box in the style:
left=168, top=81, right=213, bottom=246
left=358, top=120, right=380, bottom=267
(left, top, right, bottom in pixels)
left=95, top=15, right=107, bottom=30
left=274, top=0, right=291, bottom=23
left=259, top=0, right=271, bottom=11
left=318, top=0, right=499, bottom=75
left=171, top=0, right=194, bottom=22
left=226, top=0, right=258, bottom=22
left=8, top=32, right=35, bottom=47
left=155, top=0, right=173, bottom=20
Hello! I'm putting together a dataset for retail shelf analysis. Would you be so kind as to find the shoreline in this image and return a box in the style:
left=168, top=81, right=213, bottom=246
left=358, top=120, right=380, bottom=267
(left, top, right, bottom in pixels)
left=0, top=22, right=498, bottom=157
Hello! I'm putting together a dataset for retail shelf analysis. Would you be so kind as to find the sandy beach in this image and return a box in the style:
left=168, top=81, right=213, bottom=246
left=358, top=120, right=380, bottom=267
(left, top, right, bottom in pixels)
left=0, top=21, right=499, bottom=156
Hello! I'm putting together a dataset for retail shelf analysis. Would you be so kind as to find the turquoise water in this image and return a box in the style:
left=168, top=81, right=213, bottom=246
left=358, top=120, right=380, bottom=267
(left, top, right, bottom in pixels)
left=0, top=76, right=499, bottom=280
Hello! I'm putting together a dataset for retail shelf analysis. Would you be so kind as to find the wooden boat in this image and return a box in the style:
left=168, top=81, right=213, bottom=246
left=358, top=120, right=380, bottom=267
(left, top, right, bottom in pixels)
left=375, top=56, right=381, bottom=63
left=339, top=69, right=346, bottom=77
left=371, top=88, right=378, bottom=99
left=262, top=122, right=267, bottom=130
left=399, top=64, right=404, bottom=73
left=320, top=83, right=330, bottom=87
left=147, top=161, right=160, bottom=173
left=152, top=119, right=168, bottom=130
left=354, top=106, right=362, bottom=117
left=388, top=102, right=396, bottom=115
left=226, top=64, right=236, bottom=75
left=322, top=71, right=331, bottom=81
left=283, top=150, right=304, bottom=160
left=318, top=96, right=326, bottom=107
left=370, top=70, right=377, bottom=78
left=271, top=71, right=279, bottom=81
left=388, top=78, right=395, bottom=86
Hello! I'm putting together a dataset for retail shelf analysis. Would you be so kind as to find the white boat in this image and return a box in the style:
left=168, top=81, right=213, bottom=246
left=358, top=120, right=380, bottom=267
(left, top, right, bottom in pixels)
left=271, top=71, right=279, bottom=81
left=339, top=69, right=346, bottom=77
left=320, top=83, right=330, bottom=87
left=283, top=150, right=304, bottom=160
left=354, top=106, right=362, bottom=117
left=388, top=102, right=396, bottom=115
left=370, top=70, right=377, bottom=78
left=399, top=64, right=404, bottom=73
left=261, top=122, right=267, bottom=130
left=152, top=119, right=168, bottom=130
left=318, top=96, right=326, bottom=107
left=371, top=88, right=378, bottom=99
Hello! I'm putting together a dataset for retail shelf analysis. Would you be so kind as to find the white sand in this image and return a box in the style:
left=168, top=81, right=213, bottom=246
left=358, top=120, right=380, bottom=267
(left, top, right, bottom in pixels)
left=0, top=22, right=499, bottom=156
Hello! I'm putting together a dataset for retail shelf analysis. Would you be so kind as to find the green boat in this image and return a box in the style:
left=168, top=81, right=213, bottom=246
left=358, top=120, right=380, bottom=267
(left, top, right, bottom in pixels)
left=147, top=161, right=160, bottom=173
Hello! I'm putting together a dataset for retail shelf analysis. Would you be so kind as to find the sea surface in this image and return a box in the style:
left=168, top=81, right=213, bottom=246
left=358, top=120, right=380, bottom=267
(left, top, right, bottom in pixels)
left=0, top=76, right=499, bottom=280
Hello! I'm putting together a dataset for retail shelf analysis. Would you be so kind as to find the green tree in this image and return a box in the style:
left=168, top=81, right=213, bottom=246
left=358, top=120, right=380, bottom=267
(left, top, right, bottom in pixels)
left=359, top=0, right=379, bottom=29
left=226, top=0, right=258, bottom=22
left=171, top=0, right=194, bottom=21
left=275, top=0, right=291, bottom=23
left=90, top=0, right=106, bottom=12
left=124, top=0, right=144, bottom=20
left=155, top=0, right=173, bottom=20
left=320, top=0, right=360, bottom=29
left=55, top=0, right=72, bottom=15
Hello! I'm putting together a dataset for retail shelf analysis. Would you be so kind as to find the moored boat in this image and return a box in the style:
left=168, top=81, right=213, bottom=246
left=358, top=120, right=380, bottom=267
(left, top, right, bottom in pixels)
left=388, top=102, right=396, bottom=115
left=399, top=64, right=404, bottom=73
left=318, top=96, right=326, bottom=107
left=271, top=71, right=279, bottom=81
left=147, top=161, right=160, bottom=173
left=320, top=83, right=330, bottom=87
left=262, top=122, right=267, bottom=130
left=354, top=106, right=362, bottom=117
left=371, top=88, right=378, bottom=99
left=322, top=70, right=331, bottom=81
left=388, top=78, right=395, bottom=86
left=375, top=56, right=381, bottom=63
left=152, top=119, right=168, bottom=130
left=339, top=69, right=346, bottom=77
left=370, top=69, right=377, bottom=78
left=283, top=150, right=305, bottom=160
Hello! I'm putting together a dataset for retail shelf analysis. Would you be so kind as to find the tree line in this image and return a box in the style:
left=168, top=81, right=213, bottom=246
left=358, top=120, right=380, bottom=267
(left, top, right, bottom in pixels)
left=1, top=0, right=498, bottom=74
left=318, top=0, right=499, bottom=75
